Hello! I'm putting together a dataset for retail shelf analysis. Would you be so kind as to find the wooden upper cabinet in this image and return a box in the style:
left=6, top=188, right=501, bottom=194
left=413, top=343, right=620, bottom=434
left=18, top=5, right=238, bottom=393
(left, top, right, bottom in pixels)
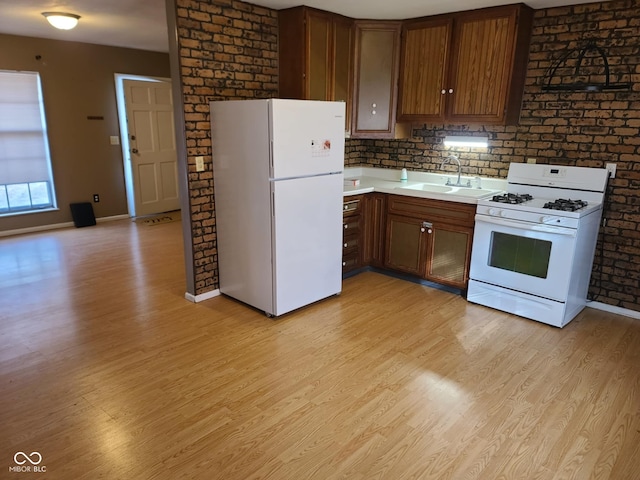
left=279, top=7, right=354, bottom=132
left=333, top=18, right=353, bottom=106
left=448, top=8, right=520, bottom=123
left=398, top=18, right=452, bottom=121
left=351, top=21, right=406, bottom=138
left=398, top=4, right=533, bottom=125
left=307, top=13, right=330, bottom=100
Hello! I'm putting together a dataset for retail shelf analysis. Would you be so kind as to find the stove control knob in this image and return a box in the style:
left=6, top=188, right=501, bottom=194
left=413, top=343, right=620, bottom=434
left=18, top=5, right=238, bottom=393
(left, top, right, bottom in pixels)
left=500, top=211, right=508, bottom=217
left=541, top=215, right=560, bottom=224
left=488, top=208, right=499, bottom=216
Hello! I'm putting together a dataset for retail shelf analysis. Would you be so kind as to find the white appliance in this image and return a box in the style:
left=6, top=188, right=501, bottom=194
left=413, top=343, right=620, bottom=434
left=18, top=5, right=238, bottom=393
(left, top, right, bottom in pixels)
left=210, top=99, right=345, bottom=317
left=467, top=163, right=609, bottom=327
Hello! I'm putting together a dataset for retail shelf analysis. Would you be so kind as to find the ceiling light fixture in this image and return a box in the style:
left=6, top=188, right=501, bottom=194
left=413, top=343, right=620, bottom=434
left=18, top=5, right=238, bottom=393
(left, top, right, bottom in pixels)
left=42, top=12, right=81, bottom=30
left=444, top=135, right=489, bottom=148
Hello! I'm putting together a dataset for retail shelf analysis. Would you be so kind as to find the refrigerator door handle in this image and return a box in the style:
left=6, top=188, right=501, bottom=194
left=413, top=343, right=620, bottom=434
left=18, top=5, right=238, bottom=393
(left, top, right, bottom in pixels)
left=269, top=139, right=274, bottom=176
left=271, top=191, right=275, bottom=218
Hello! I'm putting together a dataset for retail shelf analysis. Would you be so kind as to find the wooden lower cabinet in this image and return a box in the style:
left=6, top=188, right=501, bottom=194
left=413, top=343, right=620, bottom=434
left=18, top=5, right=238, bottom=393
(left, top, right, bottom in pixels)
left=384, top=194, right=475, bottom=289
left=343, top=193, right=474, bottom=290
left=425, top=223, right=473, bottom=288
left=342, top=195, right=363, bottom=274
left=384, top=214, right=426, bottom=276
left=362, top=193, right=386, bottom=267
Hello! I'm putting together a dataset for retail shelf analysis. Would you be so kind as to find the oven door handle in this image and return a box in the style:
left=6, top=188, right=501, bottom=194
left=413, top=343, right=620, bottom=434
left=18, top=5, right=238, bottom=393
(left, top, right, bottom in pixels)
left=475, top=215, right=577, bottom=237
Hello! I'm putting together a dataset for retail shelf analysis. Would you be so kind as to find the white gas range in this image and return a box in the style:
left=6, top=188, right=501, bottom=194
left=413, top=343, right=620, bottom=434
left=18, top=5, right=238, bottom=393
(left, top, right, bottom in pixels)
left=467, top=163, right=609, bottom=327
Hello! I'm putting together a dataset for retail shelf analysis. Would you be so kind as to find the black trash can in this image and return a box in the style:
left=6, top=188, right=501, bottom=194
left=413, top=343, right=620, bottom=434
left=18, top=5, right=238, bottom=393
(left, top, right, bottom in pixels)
left=69, top=202, right=96, bottom=228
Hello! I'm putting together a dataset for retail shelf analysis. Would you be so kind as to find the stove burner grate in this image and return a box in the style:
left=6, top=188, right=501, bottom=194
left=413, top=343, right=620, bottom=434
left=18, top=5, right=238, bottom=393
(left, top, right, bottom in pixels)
left=491, top=193, right=533, bottom=204
left=543, top=198, right=588, bottom=211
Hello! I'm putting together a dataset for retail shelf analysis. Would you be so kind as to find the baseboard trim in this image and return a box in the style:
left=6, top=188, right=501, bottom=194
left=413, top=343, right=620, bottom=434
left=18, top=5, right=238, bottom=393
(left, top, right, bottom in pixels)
left=185, top=289, right=221, bottom=303
left=0, top=213, right=131, bottom=238
left=0, top=221, right=75, bottom=238
left=99, top=214, right=130, bottom=223
left=587, top=301, right=640, bottom=320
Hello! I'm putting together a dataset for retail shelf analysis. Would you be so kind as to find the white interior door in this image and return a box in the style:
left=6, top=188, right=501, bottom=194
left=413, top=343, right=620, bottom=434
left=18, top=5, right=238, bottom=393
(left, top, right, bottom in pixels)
left=123, top=79, right=179, bottom=216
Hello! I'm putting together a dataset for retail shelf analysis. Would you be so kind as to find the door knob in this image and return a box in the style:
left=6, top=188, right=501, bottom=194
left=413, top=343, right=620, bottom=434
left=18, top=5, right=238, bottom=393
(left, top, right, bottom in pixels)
left=132, top=148, right=139, bottom=154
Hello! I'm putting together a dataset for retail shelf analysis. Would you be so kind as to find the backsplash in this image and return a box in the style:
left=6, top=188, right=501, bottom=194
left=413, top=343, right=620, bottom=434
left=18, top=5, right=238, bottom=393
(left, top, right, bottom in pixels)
left=345, top=124, right=516, bottom=179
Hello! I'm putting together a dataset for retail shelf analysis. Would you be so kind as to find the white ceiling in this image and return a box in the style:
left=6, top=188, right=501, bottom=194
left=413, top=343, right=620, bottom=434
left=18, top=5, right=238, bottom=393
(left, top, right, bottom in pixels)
left=0, top=0, right=606, bottom=53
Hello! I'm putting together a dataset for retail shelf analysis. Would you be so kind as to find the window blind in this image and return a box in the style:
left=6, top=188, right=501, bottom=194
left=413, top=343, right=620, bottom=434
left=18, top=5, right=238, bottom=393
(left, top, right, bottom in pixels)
left=0, top=71, right=52, bottom=184
left=0, top=70, right=55, bottom=212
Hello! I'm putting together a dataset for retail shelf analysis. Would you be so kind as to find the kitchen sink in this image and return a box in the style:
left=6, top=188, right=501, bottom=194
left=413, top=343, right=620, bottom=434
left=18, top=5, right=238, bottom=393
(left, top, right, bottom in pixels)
left=396, top=183, right=453, bottom=193
left=395, top=183, right=500, bottom=198
left=446, top=188, right=501, bottom=198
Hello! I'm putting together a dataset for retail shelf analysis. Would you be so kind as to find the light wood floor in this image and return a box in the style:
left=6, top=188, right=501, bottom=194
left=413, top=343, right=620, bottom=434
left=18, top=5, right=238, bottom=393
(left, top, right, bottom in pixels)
left=1, top=219, right=639, bottom=479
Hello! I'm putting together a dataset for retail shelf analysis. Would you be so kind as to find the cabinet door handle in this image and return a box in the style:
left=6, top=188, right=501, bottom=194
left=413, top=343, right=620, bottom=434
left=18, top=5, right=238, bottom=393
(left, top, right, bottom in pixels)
left=448, top=88, right=454, bottom=94
left=344, top=224, right=348, bottom=229
left=441, top=89, right=446, bottom=95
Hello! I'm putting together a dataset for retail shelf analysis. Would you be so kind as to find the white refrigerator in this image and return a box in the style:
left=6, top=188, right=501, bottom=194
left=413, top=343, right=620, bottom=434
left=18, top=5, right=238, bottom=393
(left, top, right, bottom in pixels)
left=210, top=99, right=345, bottom=317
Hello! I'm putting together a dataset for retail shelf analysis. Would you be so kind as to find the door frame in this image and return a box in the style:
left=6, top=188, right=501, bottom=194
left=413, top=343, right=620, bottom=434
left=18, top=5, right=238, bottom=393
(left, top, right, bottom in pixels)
left=114, top=74, right=172, bottom=217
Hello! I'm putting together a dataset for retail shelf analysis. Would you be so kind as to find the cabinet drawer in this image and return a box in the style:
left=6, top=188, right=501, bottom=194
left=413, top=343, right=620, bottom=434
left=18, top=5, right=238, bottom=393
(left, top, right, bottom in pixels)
left=342, top=251, right=360, bottom=272
left=387, top=194, right=475, bottom=226
left=343, top=216, right=361, bottom=233
left=343, top=232, right=360, bottom=252
left=343, top=197, right=362, bottom=215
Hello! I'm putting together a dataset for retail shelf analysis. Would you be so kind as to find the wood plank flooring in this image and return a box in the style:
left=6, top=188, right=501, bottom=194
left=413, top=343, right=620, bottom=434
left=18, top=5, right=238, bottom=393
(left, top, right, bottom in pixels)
left=1, top=219, right=639, bottom=479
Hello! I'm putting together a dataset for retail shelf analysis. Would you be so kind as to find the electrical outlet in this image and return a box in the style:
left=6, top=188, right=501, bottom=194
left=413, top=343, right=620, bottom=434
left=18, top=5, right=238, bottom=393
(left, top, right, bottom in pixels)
left=109, top=136, right=120, bottom=145
left=195, top=156, right=205, bottom=172
left=526, top=157, right=537, bottom=164
left=93, top=194, right=100, bottom=203
left=606, top=163, right=616, bottom=178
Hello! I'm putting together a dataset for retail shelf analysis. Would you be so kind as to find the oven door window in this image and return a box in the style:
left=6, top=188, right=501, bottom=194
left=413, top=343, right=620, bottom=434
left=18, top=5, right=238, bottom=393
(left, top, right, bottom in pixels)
left=489, top=232, right=551, bottom=278
left=470, top=216, right=576, bottom=301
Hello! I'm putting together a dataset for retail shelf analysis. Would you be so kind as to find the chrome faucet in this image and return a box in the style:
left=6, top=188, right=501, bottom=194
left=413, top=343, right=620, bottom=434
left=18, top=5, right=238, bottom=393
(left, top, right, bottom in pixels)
left=440, top=155, right=470, bottom=187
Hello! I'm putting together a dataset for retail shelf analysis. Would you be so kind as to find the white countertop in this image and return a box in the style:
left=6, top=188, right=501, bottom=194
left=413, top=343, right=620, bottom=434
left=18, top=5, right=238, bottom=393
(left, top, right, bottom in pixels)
left=343, top=167, right=507, bottom=205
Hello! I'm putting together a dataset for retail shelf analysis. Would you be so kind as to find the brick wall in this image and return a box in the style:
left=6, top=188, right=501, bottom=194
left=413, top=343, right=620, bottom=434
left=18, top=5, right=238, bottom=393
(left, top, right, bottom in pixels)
left=175, top=0, right=278, bottom=293
left=349, top=0, right=640, bottom=312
